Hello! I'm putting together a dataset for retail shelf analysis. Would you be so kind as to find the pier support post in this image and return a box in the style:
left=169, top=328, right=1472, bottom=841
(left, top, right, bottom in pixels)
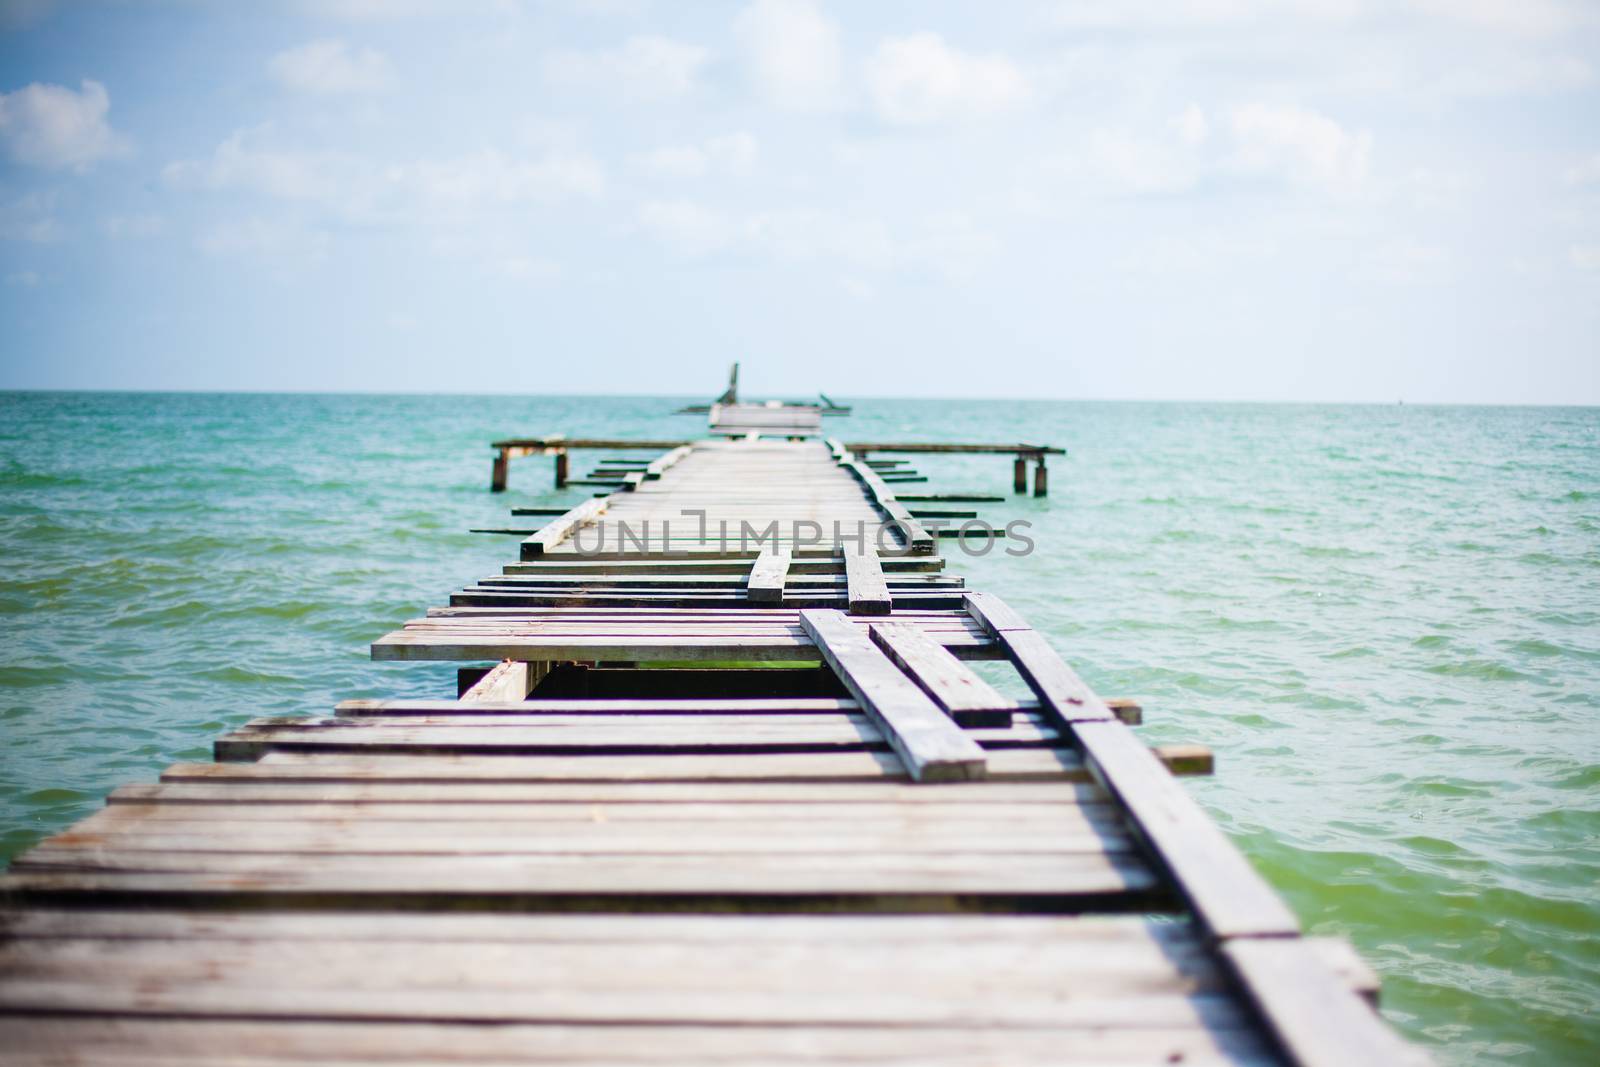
left=491, top=448, right=509, bottom=493
left=1013, top=456, right=1027, bottom=494
left=1033, top=456, right=1048, bottom=497
left=554, top=450, right=569, bottom=489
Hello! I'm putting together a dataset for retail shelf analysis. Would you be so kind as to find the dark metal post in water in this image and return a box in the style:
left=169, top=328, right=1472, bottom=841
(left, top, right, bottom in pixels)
left=1033, top=455, right=1048, bottom=498
left=1014, top=456, right=1027, bottom=494
left=554, top=450, right=568, bottom=489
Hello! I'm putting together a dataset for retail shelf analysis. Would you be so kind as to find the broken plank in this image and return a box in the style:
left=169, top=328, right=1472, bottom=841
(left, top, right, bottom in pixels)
left=799, top=609, right=986, bottom=783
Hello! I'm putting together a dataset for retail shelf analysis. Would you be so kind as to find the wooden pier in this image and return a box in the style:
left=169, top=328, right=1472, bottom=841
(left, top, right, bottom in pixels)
left=0, top=390, right=1423, bottom=1065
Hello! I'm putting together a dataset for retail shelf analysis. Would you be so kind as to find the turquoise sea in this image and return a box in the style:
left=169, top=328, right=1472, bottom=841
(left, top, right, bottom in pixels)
left=1, top=391, right=1596, bottom=1063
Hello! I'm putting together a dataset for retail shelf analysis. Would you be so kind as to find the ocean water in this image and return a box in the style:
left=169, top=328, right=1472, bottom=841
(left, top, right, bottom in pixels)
left=1, top=391, right=1596, bottom=1063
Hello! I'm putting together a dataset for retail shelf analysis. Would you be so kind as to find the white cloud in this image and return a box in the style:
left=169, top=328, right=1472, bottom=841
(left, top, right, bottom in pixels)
left=865, top=33, right=1029, bottom=125
left=636, top=199, right=987, bottom=278
left=734, top=0, right=844, bottom=111
left=636, top=199, right=739, bottom=255
left=1230, top=102, right=1371, bottom=189
left=301, top=0, right=517, bottom=18
left=545, top=35, right=709, bottom=98
left=1044, top=0, right=1367, bottom=31
left=396, top=149, right=606, bottom=204
left=1356, top=238, right=1449, bottom=284
left=1407, top=0, right=1576, bottom=37
left=633, top=132, right=758, bottom=178
left=165, top=127, right=604, bottom=223
left=269, top=39, right=394, bottom=94
left=0, top=79, right=127, bottom=172
left=1173, top=103, right=1210, bottom=145
left=164, top=128, right=356, bottom=204
left=500, top=255, right=563, bottom=282
left=103, top=213, right=165, bottom=238
left=1084, top=129, right=1201, bottom=194
left=0, top=191, right=60, bottom=242
left=1571, top=245, right=1600, bottom=272
left=748, top=208, right=896, bottom=269
left=5, top=269, right=40, bottom=287
left=196, top=216, right=331, bottom=260
left=902, top=212, right=999, bottom=281
left=1563, top=154, right=1600, bottom=188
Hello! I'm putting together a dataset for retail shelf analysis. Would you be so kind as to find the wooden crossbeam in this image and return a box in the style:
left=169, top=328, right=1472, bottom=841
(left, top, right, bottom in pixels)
left=870, top=622, right=1013, bottom=728
left=964, top=592, right=1117, bottom=723
left=843, top=543, right=891, bottom=616
left=519, top=498, right=608, bottom=560
left=798, top=610, right=987, bottom=783
left=746, top=548, right=791, bottom=603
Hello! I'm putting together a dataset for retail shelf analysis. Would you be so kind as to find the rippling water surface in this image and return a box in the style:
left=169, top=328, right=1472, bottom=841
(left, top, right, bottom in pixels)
left=1, top=391, right=1596, bottom=1063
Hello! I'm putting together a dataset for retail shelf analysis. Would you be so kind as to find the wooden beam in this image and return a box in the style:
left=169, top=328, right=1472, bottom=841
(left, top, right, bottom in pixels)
left=490, top=449, right=508, bottom=493
left=843, top=543, right=891, bottom=616
left=1222, top=937, right=1428, bottom=1067
left=845, top=443, right=1065, bottom=456
left=798, top=609, right=987, bottom=783
left=645, top=445, right=693, bottom=480
left=1073, top=719, right=1301, bottom=940
left=519, top=498, right=608, bottom=560
left=871, top=622, right=1012, bottom=728
left=964, top=593, right=1117, bottom=724
left=898, top=494, right=1006, bottom=503
left=459, top=660, right=543, bottom=703
left=746, top=548, right=791, bottom=603
left=492, top=438, right=692, bottom=451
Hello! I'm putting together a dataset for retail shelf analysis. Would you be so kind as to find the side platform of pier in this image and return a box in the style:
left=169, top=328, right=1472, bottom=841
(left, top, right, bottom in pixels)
left=0, top=420, right=1423, bottom=1065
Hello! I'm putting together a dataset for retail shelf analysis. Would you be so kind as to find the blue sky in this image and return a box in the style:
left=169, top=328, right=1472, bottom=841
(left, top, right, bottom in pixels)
left=0, top=0, right=1596, bottom=402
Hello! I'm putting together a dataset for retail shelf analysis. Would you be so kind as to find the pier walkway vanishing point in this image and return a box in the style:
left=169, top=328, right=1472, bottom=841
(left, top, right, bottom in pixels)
left=0, top=394, right=1425, bottom=1065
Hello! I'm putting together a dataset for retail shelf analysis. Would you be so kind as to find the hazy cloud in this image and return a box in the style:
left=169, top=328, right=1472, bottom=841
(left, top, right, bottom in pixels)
left=864, top=33, right=1028, bottom=125
left=0, top=79, right=127, bottom=171
left=1230, top=102, right=1371, bottom=189
left=269, top=39, right=394, bottom=94
left=734, top=0, right=844, bottom=111
left=0, top=191, right=61, bottom=242
left=545, top=35, right=709, bottom=98
left=633, top=132, right=758, bottom=178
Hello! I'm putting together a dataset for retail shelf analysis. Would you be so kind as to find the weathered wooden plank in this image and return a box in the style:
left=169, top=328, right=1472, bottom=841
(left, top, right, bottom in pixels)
left=799, top=610, right=986, bottom=783
left=458, top=660, right=539, bottom=703
left=1222, top=937, right=1429, bottom=1066
left=871, top=621, right=1012, bottom=726
left=0, top=1017, right=1280, bottom=1066
left=644, top=444, right=693, bottom=479
left=844, top=542, right=892, bottom=615
left=333, top=696, right=1144, bottom=725
left=211, top=714, right=1060, bottom=760
left=844, top=443, right=1066, bottom=456
left=27, top=821, right=1125, bottom=856
left=370, top=629, right=1001, bottom=664
left=519, top=498, right=607, bottom=559
left=0, top=918, right=1247, bottom=1029
left=157, top=746, right=1078, bottom=784
left=965, top=592, right=1117, bottom=723
left=109, top=780, right=1110, bottom=806
left=0, top=850, right=1159, bottom=904
left=746, top=548, right=790, bottom=603
left=82, top=802, right=1116, bottom=830
left=1074, top=720, right=1300, bottom=940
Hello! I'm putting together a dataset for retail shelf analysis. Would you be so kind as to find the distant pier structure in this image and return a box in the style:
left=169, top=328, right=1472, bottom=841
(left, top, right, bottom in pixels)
left=0, top=368, right=1424, bottom=1067
left=490, top=363, right=1065, bottom=497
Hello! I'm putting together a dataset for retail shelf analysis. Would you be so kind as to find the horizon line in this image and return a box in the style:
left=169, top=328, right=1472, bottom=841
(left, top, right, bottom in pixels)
left=1, top=386, right=1596, bottom=410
